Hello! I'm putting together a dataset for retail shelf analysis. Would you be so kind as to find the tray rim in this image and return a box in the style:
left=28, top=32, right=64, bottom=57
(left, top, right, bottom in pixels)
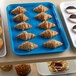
left=6, top=2, right=69, bottom=55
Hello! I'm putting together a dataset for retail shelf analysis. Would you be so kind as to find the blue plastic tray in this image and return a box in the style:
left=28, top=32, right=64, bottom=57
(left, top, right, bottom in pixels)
left=6, top=2, right=69, bottom=55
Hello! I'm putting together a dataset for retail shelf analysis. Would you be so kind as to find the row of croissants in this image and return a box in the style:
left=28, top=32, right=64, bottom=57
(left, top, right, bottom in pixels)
left=10, top=5, right=63, bottom=51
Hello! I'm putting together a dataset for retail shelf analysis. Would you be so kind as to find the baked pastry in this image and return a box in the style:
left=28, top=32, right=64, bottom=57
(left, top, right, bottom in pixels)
left=69, top=14, right=76, bottom=23
left=13, top=13, right=29, bottom=22
left=33, top=5, right=48, bottom=12
left=37, top=21, right=56, bottom=29
left=48, top=61, right=69, bottom=72
left=0, top=26, right=3, bottom=35
left=0, top=38, right=3, bottom=49
left=43, top=40, right=63, bottom=48
left=14, top=22, right=32, bottom=30
left=16, top=31, right=36, bottom=40
left=18, top=41, right=38, bottom=51
left=72, top=25, right=76, bottom=33
left=66, top=6, right=76, bottom=14
left=35, top=12, right=52, bottom=21
left=0, top=15, right=1, bottom=22
left=0, top=65, right=13, bottom=71
left=40, top=29, right=58, bottom=38
left=15, top=64, right=31, bottom=76
left=11, top=6, right=27, bottom=14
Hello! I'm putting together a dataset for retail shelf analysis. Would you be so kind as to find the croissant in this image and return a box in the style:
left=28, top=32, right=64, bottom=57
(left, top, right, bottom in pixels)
left=11, top=6, right=27, bottom=14
left=0, top=65, right=13, bottom=71
left=16, top=31, right=36, bottom=40
left=14, top=22, right=32, bottom=30
left=0, top=26, right=3, bottom=35
left=13, top=13, right=29, bottom=22
left=48, top=61, right=68, bottom=72
left=37, top=21, right=56, bottom=29
left=43, top=40, right=63, bottom=48
left=0, top=38, right=3, bottom=49
left=33, top=5, right=48, bottom=12
left=35, top=12, right=52, bottom=21
left=40, top=29, right=58, bottom=38
left=18, top=41, right=38, bottom=51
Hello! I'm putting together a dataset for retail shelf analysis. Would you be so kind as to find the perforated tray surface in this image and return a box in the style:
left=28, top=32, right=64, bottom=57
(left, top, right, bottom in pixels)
left=6, top=2, right=69, bottom=55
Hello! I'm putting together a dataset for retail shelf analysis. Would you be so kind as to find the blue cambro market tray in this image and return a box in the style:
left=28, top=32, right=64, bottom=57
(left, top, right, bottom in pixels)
left=6, top=2, right=69, bottom=55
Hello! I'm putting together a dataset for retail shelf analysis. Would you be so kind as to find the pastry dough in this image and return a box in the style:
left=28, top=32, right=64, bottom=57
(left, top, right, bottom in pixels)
left=0, top=65, right=13, bottom=71
left=0, top=26, right=3, bottom=35
left=48, top=61, right=69, bottom=72
left=11, top=6, right=27, bottom=14
left=43, top=40, right=63, bottom=48
left=33, top=5, right=48, bottom=12
left=14, top=22, right=32, bottom=30
left=15, top=64, right=31, bottom=76
left=13, top=13, right=29, bottom=22
left=18, top=41, right=38, bottom=51
left=35, top=12, right=52, bottom=21
left=0, top=38, right=3, bottom=49
left=16, top=31, right=36, bottom=40
left=37, top=21, right=56, bottom=29
left=0, top=15, right=1, bottom=22
left=40, top=29, right=58, bottom=38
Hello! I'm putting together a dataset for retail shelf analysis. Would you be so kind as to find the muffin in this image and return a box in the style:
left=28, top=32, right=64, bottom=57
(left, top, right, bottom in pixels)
left=0, top=65, right=13, bottom=71
left=15, top=64, right=31, bottom=76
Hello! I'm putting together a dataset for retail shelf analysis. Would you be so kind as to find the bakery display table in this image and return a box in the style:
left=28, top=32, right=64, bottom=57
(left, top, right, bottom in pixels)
left=0, top=0, right=76, bottom=65
left=0, top=63, right=76, bottom=76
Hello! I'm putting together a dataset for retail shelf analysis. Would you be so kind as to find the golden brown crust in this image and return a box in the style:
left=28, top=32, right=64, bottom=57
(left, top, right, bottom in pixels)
left=37, top=21, right=56, bottom=29
left=0, top=38, right=3, bottom=49
left=18, top=41, right=38, bottom=51
left=14, top=22, right=32, bottom=30
left=0, top=26, right=3, bottom=36
left=15, top=64, right=31, bottom=76
left=48, top=61, right=69, bottom=72
left=35, top=12, right=52, bottom=21
left=0, top=15, right=1, bottom=22
left=43, top=40, right=63, bottom=48
left=11, top=6, right=27, bottom=14
left=33, top=5, right=48, bottom=12
left=13, top=13, right=29, bottom=22
left=0, top=65, right=13, bottom=71
left=40, top=29, right=58, bottom=38
left=16, top=31, right=36, bottom=40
